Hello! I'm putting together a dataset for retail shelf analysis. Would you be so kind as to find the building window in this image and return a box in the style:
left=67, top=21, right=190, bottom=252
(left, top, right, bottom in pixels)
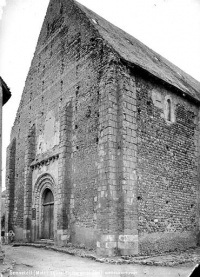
left=166, top=98, right=171, bottom=121
left=164, top=96, right=175, bottom=123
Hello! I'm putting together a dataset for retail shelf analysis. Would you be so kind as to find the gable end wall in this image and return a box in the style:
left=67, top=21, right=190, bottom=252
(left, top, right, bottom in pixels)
left=6, top=0, right=120, bottom=248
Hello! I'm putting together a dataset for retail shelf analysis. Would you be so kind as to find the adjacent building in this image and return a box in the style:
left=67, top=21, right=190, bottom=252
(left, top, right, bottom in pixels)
left=5, top=0, right=200, bottom=256
left=0, top=77, right=11, bottom=261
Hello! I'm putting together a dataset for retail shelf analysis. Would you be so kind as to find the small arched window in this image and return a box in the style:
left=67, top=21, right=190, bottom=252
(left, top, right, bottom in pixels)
left=167, top=98, right=171, bottom=121
left=164, top=96, right=175, bottom=123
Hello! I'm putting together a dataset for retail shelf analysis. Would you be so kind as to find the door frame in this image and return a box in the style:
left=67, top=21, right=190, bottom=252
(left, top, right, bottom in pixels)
left=42, top=188, right=54, bottom=239
left=32, top=173, right=57, bottom=241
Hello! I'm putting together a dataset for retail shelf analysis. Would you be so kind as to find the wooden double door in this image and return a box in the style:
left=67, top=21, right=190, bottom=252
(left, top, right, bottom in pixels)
left=42, top=189, right=54, bottom=239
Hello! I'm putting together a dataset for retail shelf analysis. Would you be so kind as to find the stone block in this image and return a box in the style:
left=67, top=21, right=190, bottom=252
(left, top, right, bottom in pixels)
left=118, top=234, right=138, bottom=242
left=100, top=234, right=117, bottom=243
left=61, top=235, right=70, bottom=241
left=96, top=241, right=100, bottom=248
left=105, top=242, right=117, bottom=249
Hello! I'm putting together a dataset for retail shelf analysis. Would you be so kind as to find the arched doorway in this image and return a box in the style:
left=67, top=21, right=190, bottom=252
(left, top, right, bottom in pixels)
left=42, top=188, right=54, bottom=239
left=32, top=173, right=57, bottom=242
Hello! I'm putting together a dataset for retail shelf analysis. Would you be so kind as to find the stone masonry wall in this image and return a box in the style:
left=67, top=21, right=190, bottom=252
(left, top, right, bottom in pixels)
left=7, top=0, right=200, bottom=255
left=117, top=65, right=138, bottom=256
left=23, top=124, right=36, bottom=242
left=7, top=0, right=118, bottom=247
left=96, top=60, right=139, bottom=256
left=96, top=56, right=121, bottom=256
left=5, top=138, right=16, bottom=234
left=134, top=72, right=199, bottom=254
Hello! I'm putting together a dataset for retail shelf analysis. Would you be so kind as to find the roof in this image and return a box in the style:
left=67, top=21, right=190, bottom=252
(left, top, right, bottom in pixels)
left=0, top=77, right=11, bottom=105
left=76, top=1, right=200, bottom=102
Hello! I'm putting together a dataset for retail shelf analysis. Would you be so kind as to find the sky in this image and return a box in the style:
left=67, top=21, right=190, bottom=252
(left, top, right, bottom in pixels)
left=0, top=0, right=200, bottom=190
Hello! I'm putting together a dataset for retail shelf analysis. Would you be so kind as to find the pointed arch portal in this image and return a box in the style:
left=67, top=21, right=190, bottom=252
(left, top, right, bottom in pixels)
left=32, top=173, right=56, bottom=241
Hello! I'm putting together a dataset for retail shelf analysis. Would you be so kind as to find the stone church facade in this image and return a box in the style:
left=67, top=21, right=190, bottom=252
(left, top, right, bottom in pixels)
left=6, top=0, right=200, bottom=256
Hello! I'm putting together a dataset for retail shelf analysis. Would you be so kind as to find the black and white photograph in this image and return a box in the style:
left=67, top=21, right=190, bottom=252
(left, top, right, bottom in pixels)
left=0, top=0, right=200, bottom=276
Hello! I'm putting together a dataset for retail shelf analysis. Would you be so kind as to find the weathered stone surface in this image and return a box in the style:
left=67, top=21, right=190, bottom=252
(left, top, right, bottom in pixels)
left=135, top=72, right=199, bottom=254
left=5, top=0, right=200, bottom=257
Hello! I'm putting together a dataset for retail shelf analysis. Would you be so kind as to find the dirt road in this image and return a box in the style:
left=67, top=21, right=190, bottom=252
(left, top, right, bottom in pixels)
left=1, top=245, right=195, bottom=277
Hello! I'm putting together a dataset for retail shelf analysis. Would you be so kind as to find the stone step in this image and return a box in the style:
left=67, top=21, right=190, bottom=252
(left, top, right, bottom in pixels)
left=34, top=239, right=54, bottom=245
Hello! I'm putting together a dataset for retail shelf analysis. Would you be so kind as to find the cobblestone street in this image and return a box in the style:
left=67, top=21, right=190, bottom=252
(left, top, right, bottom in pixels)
left=0, top=245, right=197, bottom=277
